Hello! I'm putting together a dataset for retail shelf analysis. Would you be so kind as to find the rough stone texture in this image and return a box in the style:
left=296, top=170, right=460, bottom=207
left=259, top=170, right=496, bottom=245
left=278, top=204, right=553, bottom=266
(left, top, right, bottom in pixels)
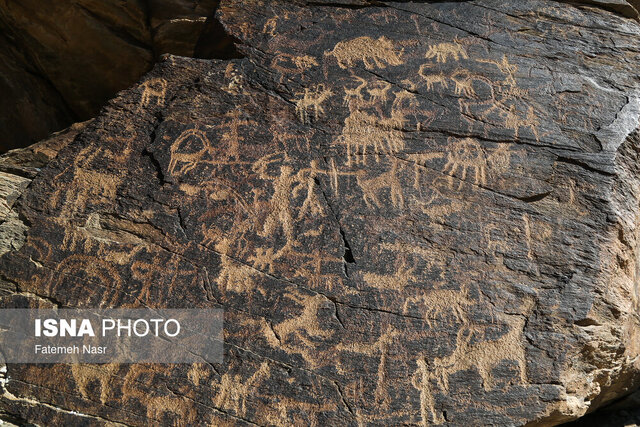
left=0, top=0, right=225, bottom=152
left=1, top=0, right=640, bottom=425
left=567, top=389, right=640, bottom=425
left=0, top=121, right=87, bottom=299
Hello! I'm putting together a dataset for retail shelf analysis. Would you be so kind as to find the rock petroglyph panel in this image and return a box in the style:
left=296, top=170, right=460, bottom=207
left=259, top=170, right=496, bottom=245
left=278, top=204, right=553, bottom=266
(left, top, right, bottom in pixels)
left=3, top=1, right=640, bottom=426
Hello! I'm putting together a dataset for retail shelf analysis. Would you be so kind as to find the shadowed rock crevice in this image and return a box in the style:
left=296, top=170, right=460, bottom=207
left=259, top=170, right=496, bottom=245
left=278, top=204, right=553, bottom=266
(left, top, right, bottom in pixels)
left=0, top=0, right=242, bottom=153
left=563, top=388, right=640, bottom=425
left=194, top=3, right=244, bottom=60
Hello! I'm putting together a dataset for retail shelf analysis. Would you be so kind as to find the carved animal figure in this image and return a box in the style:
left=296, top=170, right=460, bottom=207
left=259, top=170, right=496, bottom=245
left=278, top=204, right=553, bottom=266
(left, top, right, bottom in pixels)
left=295, top=84, right=333, bottom=123
left=325, top=36, right=403, bottom=70
left=419, top=67, right=449, bottom=91
left=72, top=364, right=119, bottom=404
left=424, top=42, right=468, bottom=63
left=367, top=80, right=393, bottom=104
left=443, top=138, right=488, bottom=189
left=504, top=105, right=540, bottom=141
left=271, top=53, right=319, bottom=82
left=432, top=313, right=529, bottom=392
left=213, top=362, right=271, bottom=417
left=168, top=128, right=214, bottom=175
left=343, top=76, right=368, bottom=107
left=450, top=69, right=476, bottom=97
left=356, top=158, right=405, bottom=209
left=122, top=365, right=198, bottom=423
left=341, top=110, right=405, bottom=165
left=402, top=286, right=473, bottom=327
left=139, top=78, right=167, bottom=108
left=48, top=254, right=123, bottom=306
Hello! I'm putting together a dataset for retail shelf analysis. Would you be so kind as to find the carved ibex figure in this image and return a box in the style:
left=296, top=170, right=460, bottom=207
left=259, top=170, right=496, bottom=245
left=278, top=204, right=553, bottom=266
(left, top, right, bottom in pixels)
left=168, top=128, right=214, bottom=175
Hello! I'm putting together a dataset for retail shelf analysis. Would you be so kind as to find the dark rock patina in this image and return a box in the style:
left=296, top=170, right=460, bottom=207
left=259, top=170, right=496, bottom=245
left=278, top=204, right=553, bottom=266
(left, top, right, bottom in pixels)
left=1, top=1, right=640, bottom=425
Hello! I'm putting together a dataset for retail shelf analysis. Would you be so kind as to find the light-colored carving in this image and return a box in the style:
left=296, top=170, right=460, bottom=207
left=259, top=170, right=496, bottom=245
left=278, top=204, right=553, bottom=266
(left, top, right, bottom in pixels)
left=392, top=88, right=419, bottom=112
left=213, top=362, right=270, bottom=417
left=356, top=158, right=405, bottom=209
left=337, top=327, right=398, bottom=409
left=486, top=143, right=512, bottom=172
left=484, top=223, right=512, bottom=259
left=249, top=155, right=341, bottom=266
left=131, top=253, right=190, bottom=303
left=450, top=69, right=476, bottom=97
left=479, top=55, right=518, bottom=87
left=418, top=195, right=467, bottom=222
left=402, top=152, right=446, bottom=189
left=379, top=241, right=446, bottom=271
left=263, top=17, right=277, bottom=36
left=450, top=54, right=542, bottom=142
left=214, top=236, right=257, bottom=295
left=48, top=254, right=123, bottom=306
left=292, top=246, right=345, bottom=291
left=361, top=258, right=415, bottom=290
left=260, top=164, right=296, bottom=241
left=216, top=110, right=257, bottom=158
left=432, top=309, right=530, bottom=392
left=110, top=124, right=138, bottom=163
left=72, top=364, right=119, bottom=404
left=504, top=105, right=540, bottom=141
left=343, top=76, right=368, bottom=108
left=122, top=365, right=197, bottom=423
left=273, top=292, right=334, bottom=342
left=197, top=181, right=254, bottom=250
left=523, top=213, right=534, bottom=261
left=139, top=78, right=167, bottom=109
left=25, top=237, right=53, bottom=264
left=443, top=138, right=487, bottom=189
left=424, top=41, right=468, bottom=63
left=49, top=147, right=122, bottom=220
left=325, top=36, right=403, bottom=70
left=291, top=55, right=319, bottom=70
left=271, top=53, right=319, bottom=81
left=328, top=157, right=340, bottom=195
left=295, top=84, right=333, bottom=123
left=339, top=92, right=409, bottom=166
left=249, top=246, right=279, bottom=274
left=222, top=63, right=245, bottom=95
left=419, top=67, right=449, bottom=91
left=402, top=286, right=473, bottom=327
left=293, top=159, right=325, bottom=219
left=368, top=80, right=393, bottom=104
left=188, top=363, right=212, bottom=387
left=369, top=8, right=399, bottom=24
left=413, top=298, right=534, bottom=423
left=168, top=128, right=214, bottom=176
left=412, top=358, right=444, bottom=425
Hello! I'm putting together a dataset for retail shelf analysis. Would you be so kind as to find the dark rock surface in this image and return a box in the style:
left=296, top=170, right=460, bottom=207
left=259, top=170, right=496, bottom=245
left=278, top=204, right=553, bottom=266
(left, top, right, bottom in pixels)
left=1, top=0, right=640, bottom=425
left=0, top=0, right=228, bottom=152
